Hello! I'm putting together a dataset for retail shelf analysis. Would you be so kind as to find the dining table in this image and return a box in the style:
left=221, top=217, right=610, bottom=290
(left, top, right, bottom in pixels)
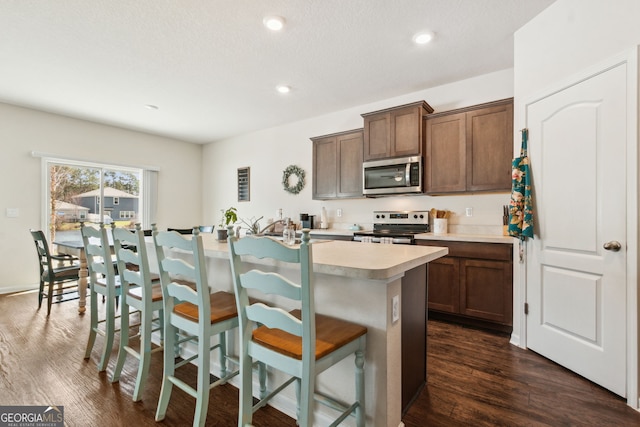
left=53, top=240, right=89, bottom=314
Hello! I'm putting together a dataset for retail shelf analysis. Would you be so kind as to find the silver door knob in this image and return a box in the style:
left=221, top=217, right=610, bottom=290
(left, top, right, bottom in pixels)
left=603, top=241, right=622, bottom=251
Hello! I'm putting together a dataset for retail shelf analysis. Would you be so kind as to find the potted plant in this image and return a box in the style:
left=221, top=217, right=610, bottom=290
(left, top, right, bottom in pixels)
left=239, top=215, right=264, bottom=235
left=217, top=207, right=237, bottom=241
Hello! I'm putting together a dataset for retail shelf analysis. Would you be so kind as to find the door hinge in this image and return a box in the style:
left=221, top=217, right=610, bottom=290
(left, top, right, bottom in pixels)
left=524, top=302, right=529, bottom=315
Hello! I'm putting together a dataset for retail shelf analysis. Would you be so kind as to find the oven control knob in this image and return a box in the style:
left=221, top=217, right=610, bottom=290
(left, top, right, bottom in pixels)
left=413, top=214, right=418, bottom=219
left=376, top=214, right=381, bottom=219
left=420, top=214, right=424, bottom=219
left=380, top=214, right=385, bottom=219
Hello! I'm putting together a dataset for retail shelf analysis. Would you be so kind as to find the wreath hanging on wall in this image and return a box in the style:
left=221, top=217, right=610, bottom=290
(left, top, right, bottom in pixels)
left=282, top=165, right=306, bottom=194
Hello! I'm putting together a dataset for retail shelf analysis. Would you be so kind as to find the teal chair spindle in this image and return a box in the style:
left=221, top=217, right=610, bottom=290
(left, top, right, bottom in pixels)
left=153, top=224, right=239, bottom=427
left=228, top=229, right=367, bottom=427
left=110, top=223, right=164, bottom=401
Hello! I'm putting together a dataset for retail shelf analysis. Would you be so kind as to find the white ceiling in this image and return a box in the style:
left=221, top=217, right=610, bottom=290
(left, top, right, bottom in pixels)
left=0, top=0, right=554, bottom=144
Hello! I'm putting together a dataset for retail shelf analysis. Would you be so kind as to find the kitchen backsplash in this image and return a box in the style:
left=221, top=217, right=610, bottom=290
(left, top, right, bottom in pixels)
left=306, top=191, right=511, bottom=236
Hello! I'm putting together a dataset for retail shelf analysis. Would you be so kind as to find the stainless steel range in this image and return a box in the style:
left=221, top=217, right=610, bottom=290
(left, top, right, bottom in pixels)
left=353, top=210, right=430, bottom=244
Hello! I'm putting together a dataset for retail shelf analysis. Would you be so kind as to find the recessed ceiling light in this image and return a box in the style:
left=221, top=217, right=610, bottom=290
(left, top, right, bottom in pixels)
left=276, top=85, right=291, bottom=94
left=263, top=15, right=285, bottom=31
left=144, top=104, right=159, bottom=110
left=413, top=31, right=435, bottom=45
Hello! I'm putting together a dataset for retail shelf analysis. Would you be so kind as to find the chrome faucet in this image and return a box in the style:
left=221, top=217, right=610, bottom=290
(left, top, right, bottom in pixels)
left=258, top=219, right=287, bottom=235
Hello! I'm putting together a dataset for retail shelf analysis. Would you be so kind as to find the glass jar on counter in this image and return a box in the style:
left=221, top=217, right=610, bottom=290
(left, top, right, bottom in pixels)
left=282, top=219, right=296, bottom=245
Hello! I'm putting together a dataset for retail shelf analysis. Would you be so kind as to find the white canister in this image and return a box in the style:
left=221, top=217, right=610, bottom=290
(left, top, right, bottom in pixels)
left=320, top=206, right=328, bottom=229
left=433, top=218, right=448, bottom=234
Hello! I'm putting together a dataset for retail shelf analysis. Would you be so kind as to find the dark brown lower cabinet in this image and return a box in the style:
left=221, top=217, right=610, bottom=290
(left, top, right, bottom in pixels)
left=417, top=240, right=513, bottom=332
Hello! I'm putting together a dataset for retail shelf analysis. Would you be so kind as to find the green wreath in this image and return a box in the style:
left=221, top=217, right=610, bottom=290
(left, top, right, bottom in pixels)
left=282, top=165, right=305, bottom=194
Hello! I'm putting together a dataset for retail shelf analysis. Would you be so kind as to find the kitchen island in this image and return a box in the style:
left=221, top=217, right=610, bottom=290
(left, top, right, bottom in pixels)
left=150, top=235, right=447, bottom=427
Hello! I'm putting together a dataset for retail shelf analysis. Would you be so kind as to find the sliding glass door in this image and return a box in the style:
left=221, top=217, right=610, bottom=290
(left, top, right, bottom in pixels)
left=46, top=160, right=142, bottom=244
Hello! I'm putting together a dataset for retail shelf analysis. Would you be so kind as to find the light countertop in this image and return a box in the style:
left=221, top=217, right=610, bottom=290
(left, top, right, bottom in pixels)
left=199, top=235, right=448, bottom=281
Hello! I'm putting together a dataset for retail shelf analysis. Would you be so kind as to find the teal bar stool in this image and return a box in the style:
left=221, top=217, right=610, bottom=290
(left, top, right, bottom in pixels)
left=81, top=222, right=122, bottom=372
left=110, top=223, right=164, bottom=401
left=228, top=229, right=367, bottom=427
left=153, top=225, right=239, bottom=427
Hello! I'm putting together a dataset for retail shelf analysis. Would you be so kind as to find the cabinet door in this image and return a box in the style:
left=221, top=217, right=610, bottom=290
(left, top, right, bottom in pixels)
left=391, top=105, right=422, bottom=157
left=459, top=259, right=513, bottom=325
left=336, top=131, right=363, bottom=197
left=466, top=102, right=513, bottom=191
left=427, top=257, right=459, bottom=313
left=425, top=112, right=466, bottom=193
left=363, top=113, right=390, bottom=160
left=312, top=137, right=337, bottom=199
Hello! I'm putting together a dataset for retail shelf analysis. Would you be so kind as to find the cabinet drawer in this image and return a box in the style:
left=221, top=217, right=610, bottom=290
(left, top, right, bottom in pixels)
left=417, top=240, right=512, bottom=261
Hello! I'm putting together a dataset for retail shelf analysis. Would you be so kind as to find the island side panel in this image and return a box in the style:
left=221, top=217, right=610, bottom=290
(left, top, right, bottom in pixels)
left=401, top=264, right=427, bottom=412
left=314, top=271, right=396, bottom=427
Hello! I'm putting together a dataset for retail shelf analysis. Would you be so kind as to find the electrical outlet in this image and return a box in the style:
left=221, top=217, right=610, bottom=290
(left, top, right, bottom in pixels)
left=392, top=295, right=399, bottom=323
left=465, top=207, right=473, bottom=217
left=336, top=208, right=342, bottom=217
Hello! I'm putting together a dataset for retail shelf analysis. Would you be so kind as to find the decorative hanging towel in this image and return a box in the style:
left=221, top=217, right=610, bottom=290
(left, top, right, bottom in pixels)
left=508, top=128, right=534, bottom=240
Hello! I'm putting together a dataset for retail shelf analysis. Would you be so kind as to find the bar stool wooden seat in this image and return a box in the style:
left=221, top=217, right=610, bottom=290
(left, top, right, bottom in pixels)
left=228, top=229, right=367, bottom=427
left=153, top=225, right=239, bottom=427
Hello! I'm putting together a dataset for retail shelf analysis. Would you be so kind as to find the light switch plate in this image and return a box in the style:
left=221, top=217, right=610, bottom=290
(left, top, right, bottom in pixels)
left=6, top=208, right=19, bottom=218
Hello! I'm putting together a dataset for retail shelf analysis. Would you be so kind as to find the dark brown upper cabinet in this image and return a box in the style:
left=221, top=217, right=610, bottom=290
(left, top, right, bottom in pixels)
left=361, top=101, right=434, bottom=161
left=425, top=98, right=513, bottom=194
left=311, top=129, right=364, bottom=200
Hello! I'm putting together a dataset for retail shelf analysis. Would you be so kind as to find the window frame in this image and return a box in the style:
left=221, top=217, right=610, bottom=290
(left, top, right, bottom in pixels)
left=38, top=155, right=157, bottom=239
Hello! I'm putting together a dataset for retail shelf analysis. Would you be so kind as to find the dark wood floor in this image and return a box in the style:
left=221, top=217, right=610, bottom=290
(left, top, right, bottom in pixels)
left=404, top=321, right=640, bottom=427
left=2, top=290, right=639, bottom=426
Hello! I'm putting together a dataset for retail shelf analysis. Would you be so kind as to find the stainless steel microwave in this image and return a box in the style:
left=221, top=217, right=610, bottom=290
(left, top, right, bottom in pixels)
left=362, top=156, right=423, bottom=196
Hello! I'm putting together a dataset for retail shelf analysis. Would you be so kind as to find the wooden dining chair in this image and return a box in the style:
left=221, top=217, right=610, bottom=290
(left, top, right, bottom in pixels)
left=81, top=222, right=123, bottom=372
left=29, top=229, right=80, bottom=316
left=228, top=229, right=368, bottom=427
left=152, top=225, right=239, bottom=427
left=110, top=223, right=164, bottom=401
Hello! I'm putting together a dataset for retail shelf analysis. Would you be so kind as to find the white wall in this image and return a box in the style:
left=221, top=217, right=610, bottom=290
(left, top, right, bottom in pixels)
left=0, top=102, right=203, bottom=292
left=514, top=0, right=640, bottom=100
left=203, top=69, right=515, bottom=234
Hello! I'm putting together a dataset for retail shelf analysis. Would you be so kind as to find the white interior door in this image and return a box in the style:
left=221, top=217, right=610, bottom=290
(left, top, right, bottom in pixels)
left=525, top=61, right=628, bottom=396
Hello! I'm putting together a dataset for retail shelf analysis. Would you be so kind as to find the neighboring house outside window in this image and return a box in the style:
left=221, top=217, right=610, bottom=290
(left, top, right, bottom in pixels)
left=75, top=187, right=139, bottom=221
